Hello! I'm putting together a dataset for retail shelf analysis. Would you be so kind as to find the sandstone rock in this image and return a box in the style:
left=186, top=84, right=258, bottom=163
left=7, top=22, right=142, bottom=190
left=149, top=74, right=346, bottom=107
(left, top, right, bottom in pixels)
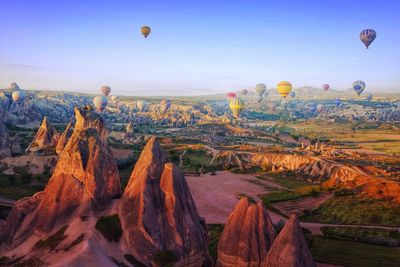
left=0, top=113, right=11, bottom=159
left=25, top=117, right=59, bottom=155
left=216, top=197, right=276, bottom=267
left=56, top=121, right=74, bottom=155
left=265, top=215, right=315, bottom=267
left=1, top=106, right=121, bottom=247
left=10, top=134, right=23, bottom=154
left=120, top=136, right=210, bottom=266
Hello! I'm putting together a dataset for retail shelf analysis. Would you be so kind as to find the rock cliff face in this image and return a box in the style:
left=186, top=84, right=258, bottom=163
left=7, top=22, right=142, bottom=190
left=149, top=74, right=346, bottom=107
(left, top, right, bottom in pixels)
left=1, top=106, right=121, bottom=247
left=10, top=134, right=23, bottom=154
left=56, top=121, right=74, bottom=155
left=0, top=112, right=11, bottom=158
left=25, top=117, right=59, bottom=154
left=216, top=197, right=276, bottom=267
left=265, top=215, right=316, bottom=267
left=119, top=136, right=211, bottom=266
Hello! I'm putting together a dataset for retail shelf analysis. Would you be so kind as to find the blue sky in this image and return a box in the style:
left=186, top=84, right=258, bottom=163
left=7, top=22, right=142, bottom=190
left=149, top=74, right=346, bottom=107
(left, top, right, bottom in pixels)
left=1, top=0, right=399, bottom=95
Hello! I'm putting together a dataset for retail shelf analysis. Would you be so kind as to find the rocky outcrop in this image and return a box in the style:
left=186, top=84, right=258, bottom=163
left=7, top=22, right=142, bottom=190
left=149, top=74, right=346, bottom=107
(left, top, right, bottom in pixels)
left=265, top=215, right=316, bottom=267
left=123, top=121, right=135, bottom=144
left=0, top=112, right=11, bottom=158
left=1, top=106, right=121, bottom=247
left=10, top=134, right=23, bottom=154
left=119, top=137, right=211, bottom=266
left=25, top=117, right=59, bottom=155
left=56, top=121, right=74, bottom=155
left=216, top=197, right=276, bottom=267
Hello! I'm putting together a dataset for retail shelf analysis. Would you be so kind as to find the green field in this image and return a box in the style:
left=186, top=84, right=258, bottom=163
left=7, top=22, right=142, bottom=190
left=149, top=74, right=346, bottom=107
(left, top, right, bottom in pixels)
left=301, top=195, right=400, bottom=226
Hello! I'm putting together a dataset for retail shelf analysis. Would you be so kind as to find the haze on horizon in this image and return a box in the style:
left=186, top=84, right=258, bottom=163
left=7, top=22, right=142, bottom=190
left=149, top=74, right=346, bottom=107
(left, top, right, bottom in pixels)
left=1, top=0, right=399, bottom=96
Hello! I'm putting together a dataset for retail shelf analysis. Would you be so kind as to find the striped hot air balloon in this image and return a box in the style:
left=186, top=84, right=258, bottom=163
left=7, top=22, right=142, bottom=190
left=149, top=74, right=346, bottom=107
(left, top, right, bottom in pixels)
left=276, top=81, right=292, bottom=99
left=255, top=83, right=267, bottom=97
left=100, top=86, right=111, bottom=96
left=360, top=29, right=376, bottom=49
left=229, top=97, right=245, bottom=118
left=12, top=90, right=26, bottom=103
left=353, top=81, right=366, bottom=96
left=226, top=92, right=237, bottom=101
left=93, top=95, right=108, bottom=112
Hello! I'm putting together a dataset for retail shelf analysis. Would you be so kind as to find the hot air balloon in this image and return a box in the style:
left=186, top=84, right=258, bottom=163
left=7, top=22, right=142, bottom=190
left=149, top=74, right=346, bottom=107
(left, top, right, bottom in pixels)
left=316, top=104, right=324, bottom=113
left=255, top=83, right=266, bottom=97
left=335, top=98, right=342, bottom=106
left=226, top=92, right=237, bottom=101
left=241, top=89, right=248, bottom=96
left=353, top=80, right=366, bottom=96
left=360, top=29, right=376, bottom=49
left=160, top=99, right=171, bottom=114
left=136, top=100, right=147, bottom=112
left=276, top=81, right=292, bottom=99
left=12, top=90, right=26, bottom=103
left=93, top=95, right=108, bottom=112
left=309, top=102, right=317, bottom=113
left=322, top=84, right=330, bottom=91
left=290, top=91, right=296, bottom=98
left=229, top=97, right=245, bottom=118
left=141, top=26, right=151, bottom=38
left=100, top=86, right=111, bottom=96
left=366, top=93, right=373, bottom=101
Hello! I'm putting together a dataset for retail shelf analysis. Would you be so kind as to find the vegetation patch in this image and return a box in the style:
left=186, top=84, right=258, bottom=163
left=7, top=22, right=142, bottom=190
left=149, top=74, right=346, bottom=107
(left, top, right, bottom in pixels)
left=308, top=235, right=400, bottom=267
left=207, top=224, right=224, bottom=260
left=300, top=195, right=400, bottom=226
left=154, top=250, right=177, bottom=267
left=95, top=214, right=122, bottom=242
left=321, top=226, right=400, bottom=247
left=33, top=225, right=68, bottom=251
left=65, top=234, right=85, bottom=251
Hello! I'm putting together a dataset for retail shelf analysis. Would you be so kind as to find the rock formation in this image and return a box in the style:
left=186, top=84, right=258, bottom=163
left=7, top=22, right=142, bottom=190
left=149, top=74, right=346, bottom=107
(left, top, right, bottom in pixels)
left=56, top=120, right=74, bottom=155
left=10, top=134, right=23, bottom=154
left=217, top=197, right=276, bottom=267
left=25, top=117, right=59, bottom=154
left=1, top=106, right=121, bottom=247
left=265, top=215, right=316, bottom=267
left=119, top=136, right=211, bottom=266
left=0, top=111, right=11, bottom=158
left=123, top=121, right=135, bottom=144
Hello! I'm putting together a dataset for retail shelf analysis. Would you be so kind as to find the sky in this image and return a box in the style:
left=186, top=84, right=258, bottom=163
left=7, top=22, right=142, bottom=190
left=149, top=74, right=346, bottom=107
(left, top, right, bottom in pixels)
left=1, top=0, right=399, bottom=96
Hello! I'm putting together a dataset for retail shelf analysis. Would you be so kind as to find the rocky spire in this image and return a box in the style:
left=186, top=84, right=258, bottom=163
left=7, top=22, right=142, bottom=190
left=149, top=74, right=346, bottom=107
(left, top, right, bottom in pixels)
left=119, top=137, right=211, bottom=266
left=0, top=112, right=11, bottom=158
left=56, top=120, right=74, bottom=155
left=1, top=106, right=121, bottom=246
left=217, top=197, right=276, bottom=267
left=25, top=116, right=59, bottom=154
left=265, top=215, right=316, bottom=267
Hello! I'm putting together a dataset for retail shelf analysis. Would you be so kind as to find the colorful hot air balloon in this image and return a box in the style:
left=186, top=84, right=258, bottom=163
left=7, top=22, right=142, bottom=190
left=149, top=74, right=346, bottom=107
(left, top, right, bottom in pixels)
left=229, top=97, right=245, bottom=118
left=141, top=26, right=151, bottom=38
left=366, top=93, right=373, bottom=101
left=353, top=80, right=366, bottom=95
left=322, top=84, right=330, bottom=91
left=160, top=99, right=171, bottom=113
left=241, top=89, right=248, bottom=96
left=290, top=91, right=296, bottom=98
left=93, top=95, right=108, bottom=112
left=12, top=90, right=26, bottom=103
left=100, top=86, right=111, bottom=96
left=255, top=83, right=266, bottom=97
left=276, top=81, right=292, bottom=99
left=335, top=98, right=342, bottom=106
left=226, top=92, right=237, bottom=101
left=136, top=100, right=147, bottom=112
left=360, top=29, right=376, bottom=49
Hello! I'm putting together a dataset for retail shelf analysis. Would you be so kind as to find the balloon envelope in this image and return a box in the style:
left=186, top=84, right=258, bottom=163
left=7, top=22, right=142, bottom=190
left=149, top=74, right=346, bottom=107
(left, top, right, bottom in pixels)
left=352, top=80, right=366, bottom=96
left=93, top=95, right=108, bottom=112
left=226, top=92, right=237, bottom=101
left=136, top=100, right=147, bottom=112
left=12, top=90, right=26, bottom=103
left=255, top=83, right=267, bottom=97
left=241, top=89, right=248, bottom=96
left=322, top=84, right=330, bottom=91
left=290, top=91, right=296, bottom=98
left=366, top=93, right=373, bottom=101
left=276, top=81, right=292, bottom=99
left=100, top=86, right=111, bottom=96
left=229, top=98, right=245, bottom=118
left=335, top=98, right=341, bottom=106
left=141, top=26, right=151, bottom=38
left=360, top=29, right=376, bottom=49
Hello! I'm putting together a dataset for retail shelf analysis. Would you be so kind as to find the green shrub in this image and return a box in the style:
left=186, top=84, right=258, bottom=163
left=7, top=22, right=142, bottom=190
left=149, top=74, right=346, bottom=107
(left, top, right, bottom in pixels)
left=34, top=225, right=68, bottom=251
left=154, top=250, right=177, bottom=267
left=95, top=214, right=122, bottom=242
